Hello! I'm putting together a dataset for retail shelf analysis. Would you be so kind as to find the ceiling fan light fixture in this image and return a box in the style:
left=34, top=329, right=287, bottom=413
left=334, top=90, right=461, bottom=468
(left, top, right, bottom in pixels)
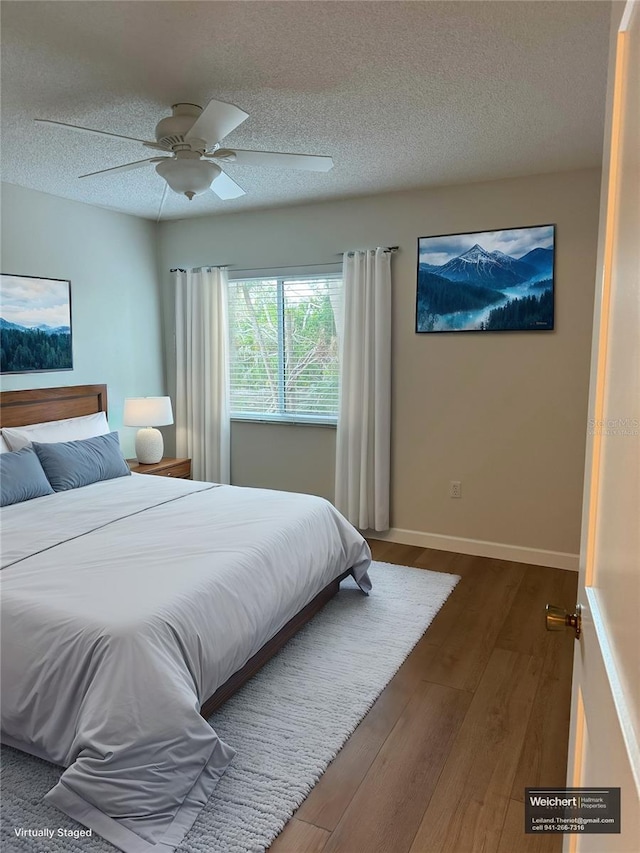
left=38, top=97, right=331, bottom=206
left=155, top=158, right=221, bottom=199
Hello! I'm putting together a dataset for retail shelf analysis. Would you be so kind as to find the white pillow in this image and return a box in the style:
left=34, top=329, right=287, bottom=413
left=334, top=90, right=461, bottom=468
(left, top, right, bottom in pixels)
left=2, top=412, right=109, bottom=451
left=0, top=433, right=11, bottom=454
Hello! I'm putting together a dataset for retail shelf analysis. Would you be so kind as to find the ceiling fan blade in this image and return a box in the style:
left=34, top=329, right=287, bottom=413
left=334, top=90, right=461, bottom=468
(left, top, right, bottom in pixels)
left=185, top=98, right=249, bottom=145
left=36, top=118, right=153, bottom=145
left=215, top=149, right=333, bottom=172
left=210, top=170, right=246, bottom=200
left=142, top=141, right=173, bottom=152
left=79, top=157, right=169, bottom=179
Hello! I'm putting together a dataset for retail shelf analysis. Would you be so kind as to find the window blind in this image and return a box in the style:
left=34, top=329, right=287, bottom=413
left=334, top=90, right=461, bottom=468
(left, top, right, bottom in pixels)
left=228, top=275, right=342, bottom=422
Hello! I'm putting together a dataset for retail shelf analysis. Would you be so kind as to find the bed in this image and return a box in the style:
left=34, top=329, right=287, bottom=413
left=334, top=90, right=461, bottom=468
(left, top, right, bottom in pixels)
left=0, top=384, right=371, bottom=853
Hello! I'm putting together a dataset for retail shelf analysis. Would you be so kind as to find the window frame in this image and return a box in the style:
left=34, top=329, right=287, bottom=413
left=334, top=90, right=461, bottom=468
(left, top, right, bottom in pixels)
left=227, top=271, right=342, bottom=426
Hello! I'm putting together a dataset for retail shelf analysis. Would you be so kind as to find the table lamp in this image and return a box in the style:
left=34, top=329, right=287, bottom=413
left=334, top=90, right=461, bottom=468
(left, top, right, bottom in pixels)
left=123, top=397, right=174, bottom=464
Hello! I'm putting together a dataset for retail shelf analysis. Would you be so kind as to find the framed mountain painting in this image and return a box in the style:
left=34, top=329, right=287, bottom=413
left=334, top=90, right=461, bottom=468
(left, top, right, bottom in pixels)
left=0, top=274, right=73, bottom=373
left=416, top=224, right=555, bottom=333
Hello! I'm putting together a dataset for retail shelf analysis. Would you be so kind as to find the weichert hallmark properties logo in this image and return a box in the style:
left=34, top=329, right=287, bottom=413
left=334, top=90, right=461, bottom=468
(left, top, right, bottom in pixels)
left=525, top=787, right=621, bottom=834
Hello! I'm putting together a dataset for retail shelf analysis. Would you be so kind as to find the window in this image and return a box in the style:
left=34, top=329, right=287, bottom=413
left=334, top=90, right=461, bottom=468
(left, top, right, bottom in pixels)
left=228, top=275, right=342, bottom=423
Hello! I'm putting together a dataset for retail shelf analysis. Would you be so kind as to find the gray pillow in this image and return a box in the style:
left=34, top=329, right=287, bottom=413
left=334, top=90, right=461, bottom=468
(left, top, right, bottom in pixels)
left=0, top=447, right=55, bottom=506
left=32, top=431, right=131, bottom=492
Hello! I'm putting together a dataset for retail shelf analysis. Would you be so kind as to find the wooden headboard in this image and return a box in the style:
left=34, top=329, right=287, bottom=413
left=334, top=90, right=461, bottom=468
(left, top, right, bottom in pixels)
left=0, top=384, right=108, bottom=428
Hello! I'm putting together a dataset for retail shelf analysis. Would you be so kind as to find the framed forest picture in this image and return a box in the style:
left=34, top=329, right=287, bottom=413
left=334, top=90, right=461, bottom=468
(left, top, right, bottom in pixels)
left=416, top=224, right=555, bottom=333
left=0, top=274, right=73, bottom=373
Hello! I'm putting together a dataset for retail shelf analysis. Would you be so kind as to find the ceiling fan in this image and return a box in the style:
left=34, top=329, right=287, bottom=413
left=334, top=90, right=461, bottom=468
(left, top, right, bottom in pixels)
left=35, top=99, right=334, bottom=202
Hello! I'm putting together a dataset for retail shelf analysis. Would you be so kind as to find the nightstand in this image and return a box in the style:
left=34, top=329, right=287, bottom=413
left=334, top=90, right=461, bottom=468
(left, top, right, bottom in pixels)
left=127, top=457, right=191, bottom=479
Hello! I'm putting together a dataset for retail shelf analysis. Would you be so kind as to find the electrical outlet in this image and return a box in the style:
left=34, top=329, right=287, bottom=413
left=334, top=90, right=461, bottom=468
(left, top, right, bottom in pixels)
left=449, top=480, right=462, bottom=499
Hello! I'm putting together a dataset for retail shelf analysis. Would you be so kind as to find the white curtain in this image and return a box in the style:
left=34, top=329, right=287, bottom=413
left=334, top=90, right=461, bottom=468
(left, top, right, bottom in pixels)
left=335, top=248, right=391, bottom=531
left=174, top=267, right=230, bottom=483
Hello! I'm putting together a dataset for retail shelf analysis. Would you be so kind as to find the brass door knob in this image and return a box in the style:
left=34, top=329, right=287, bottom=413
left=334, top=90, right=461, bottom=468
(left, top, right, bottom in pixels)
left=546, top=604, right=582, bottom=639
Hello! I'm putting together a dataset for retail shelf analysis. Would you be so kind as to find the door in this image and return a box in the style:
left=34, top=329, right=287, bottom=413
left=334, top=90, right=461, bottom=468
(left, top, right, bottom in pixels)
left=564, top=2, right=640, bottom=851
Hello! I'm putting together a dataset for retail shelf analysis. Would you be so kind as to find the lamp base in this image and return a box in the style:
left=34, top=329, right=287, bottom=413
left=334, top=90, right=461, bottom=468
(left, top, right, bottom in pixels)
left=135, top=428, right=164, bottom=464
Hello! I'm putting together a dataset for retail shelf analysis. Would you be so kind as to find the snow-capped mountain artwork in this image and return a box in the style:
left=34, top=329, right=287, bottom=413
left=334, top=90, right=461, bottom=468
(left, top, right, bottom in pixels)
left=435, top=244, right=538, bottom=287
left=416, top=225, right=555, bottom=332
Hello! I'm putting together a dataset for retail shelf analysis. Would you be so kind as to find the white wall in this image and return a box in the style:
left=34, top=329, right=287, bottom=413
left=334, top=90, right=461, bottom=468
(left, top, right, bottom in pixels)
left=159, top=169, right=601, bottom=562
left=1, top=183, right=165, bottom=457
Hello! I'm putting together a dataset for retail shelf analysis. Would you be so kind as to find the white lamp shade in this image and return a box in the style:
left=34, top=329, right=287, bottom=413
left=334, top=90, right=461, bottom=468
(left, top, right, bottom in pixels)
left=123, top=397, right=174, bottom=427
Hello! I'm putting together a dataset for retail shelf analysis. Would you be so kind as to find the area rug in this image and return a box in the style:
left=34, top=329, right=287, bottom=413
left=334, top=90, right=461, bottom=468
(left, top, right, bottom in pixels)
left=1, top=561, right=459, bottom=853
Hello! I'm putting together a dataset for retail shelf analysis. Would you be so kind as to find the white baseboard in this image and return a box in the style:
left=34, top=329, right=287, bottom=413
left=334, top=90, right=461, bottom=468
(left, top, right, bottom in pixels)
left=364, top=527, right=579, bottom=571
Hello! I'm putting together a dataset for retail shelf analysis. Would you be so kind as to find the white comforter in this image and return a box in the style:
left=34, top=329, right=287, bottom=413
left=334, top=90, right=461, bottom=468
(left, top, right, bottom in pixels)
left=0, top=474, right=371, bottom=852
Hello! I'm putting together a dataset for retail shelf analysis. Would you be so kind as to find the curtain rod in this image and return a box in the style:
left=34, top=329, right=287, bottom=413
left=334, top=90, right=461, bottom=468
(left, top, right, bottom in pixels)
left=342, top=246, right=398, bottom=258
left=170, top=248, right=398, bottom=274
left=170, top=267, right=229, bottom=273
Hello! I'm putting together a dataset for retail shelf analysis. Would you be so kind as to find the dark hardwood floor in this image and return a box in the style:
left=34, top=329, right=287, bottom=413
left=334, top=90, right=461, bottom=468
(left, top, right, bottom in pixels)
left=268, top=541, right=578, bottom=853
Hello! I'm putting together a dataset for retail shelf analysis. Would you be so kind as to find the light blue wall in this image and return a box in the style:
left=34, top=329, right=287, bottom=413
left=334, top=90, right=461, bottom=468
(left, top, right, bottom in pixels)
left=0, top=183, right=165, bottom=457
left=1, top=170, right=601, bottom=555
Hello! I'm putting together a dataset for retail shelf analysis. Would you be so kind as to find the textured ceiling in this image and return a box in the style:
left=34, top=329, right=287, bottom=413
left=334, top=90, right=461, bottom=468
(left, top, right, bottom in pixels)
left=1, top=1, right=611, bottom=221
